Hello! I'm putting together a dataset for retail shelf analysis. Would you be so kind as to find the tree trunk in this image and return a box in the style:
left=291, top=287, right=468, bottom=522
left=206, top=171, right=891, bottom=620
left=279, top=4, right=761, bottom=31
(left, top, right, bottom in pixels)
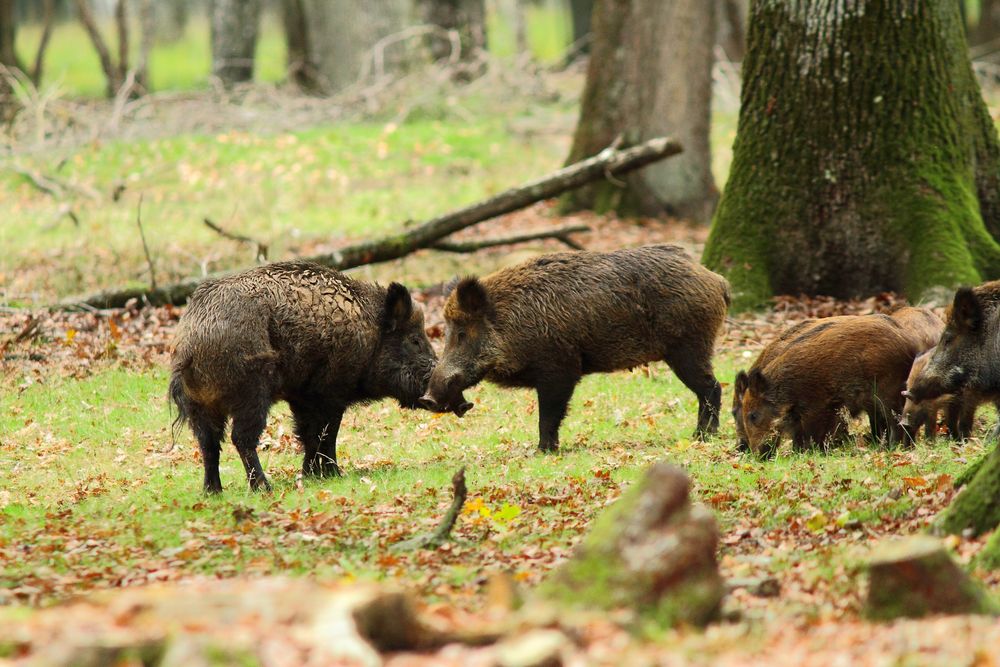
left=715, top=0, right=745, bottom=61
left=298, top=0, right=410, bottom=92
left=210, top=0, right=261, bottom=86
left=702, top=0, right=1000, bottom=310
left=155, top=0, right=189, bottom=44
left=561, top=0, right=718, bottom=222
left=419, top=0, right=487, bottom=60
left=281, top=0, right=321, bottom=91
left=569, top=0, right=594, bottom=49
left=0, top=0, right=20, bottom=120
left=973, top=0, right=1000, bottom=46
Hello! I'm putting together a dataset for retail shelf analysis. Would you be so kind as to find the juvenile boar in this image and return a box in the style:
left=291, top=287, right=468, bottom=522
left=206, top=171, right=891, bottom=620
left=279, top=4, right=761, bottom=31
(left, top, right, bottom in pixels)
left=169, top=261, right=437, bottom=493
left=738, top=315, right=919, bottom=457
left=889, top=306, right=944, bottom=353
left=901, top=348, right=955, bottom=440
left=422, top=245, right=730, bottom=452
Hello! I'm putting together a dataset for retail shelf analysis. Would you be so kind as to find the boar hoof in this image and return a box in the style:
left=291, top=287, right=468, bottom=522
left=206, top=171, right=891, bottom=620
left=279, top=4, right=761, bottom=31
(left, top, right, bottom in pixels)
left=249, top=476, right=273, bottom=493
left=538, top=442, right=559, bottom=454
left=204, top=483, right=223, bottom=495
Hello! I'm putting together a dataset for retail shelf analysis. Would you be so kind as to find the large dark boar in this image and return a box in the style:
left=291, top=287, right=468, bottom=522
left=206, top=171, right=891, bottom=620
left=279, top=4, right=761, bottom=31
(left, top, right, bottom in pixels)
left=421, top=245, right=731, bottom=451
left=907, top=282, right=1000, bottom=440
left=738, top=315, right=919, bottom=457
left=169, top=261, right=437, bottom=493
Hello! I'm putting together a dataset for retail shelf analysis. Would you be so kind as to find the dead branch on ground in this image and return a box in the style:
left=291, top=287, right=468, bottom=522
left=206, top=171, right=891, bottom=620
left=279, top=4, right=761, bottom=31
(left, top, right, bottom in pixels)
left=62, top=136, right=683, bottom=309
left=392, top=467, right=467, bottom=551
left=135, top=195, right=157, bottom=290
left=203, top=217, right=269, bottom=262
left=431, top=224, right=589, bottom=253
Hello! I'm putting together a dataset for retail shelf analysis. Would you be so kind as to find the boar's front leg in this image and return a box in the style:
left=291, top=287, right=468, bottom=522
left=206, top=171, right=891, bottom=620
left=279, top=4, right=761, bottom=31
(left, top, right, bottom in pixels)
left=535, top=369, right=581, bottom=453
left=291, top=401, right=344, bottom=478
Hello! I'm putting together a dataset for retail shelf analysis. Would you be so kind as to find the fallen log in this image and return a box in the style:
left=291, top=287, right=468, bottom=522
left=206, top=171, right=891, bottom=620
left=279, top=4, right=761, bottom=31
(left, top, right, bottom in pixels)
left=62, top=136, right=682, bottom=309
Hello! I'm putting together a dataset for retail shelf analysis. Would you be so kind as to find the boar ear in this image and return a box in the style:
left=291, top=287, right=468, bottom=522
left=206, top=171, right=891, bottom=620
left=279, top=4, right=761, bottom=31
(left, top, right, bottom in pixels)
left=734, top=370, right=749, bottom=397
left=455, top=277, right=491, bottom=317
left=952, top=287, right=982, bottom=333
left=747, top=368, right=768, bottom=395
left=383, top=282, right=414, bottom=332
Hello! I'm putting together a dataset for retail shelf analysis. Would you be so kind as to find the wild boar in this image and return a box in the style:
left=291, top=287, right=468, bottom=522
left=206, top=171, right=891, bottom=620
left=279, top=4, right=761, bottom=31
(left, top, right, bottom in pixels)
left=906, top=283, right=1000, bottom=440
left=738, top=315, right=920, bottom=457
left=889, top=306, right=944, bottom=353
left=421, top=245, right=731, bottom=452
left=169, top=261, right=437, bottom=493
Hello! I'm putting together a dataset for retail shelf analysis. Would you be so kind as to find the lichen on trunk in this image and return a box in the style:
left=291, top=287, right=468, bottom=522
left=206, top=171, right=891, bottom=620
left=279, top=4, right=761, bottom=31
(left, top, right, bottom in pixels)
left=703, top=0, right=1000, bottom=310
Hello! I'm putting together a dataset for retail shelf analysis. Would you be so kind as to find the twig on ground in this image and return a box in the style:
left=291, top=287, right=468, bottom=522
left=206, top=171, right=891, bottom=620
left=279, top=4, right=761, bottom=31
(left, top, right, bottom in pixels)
left=203, top=217, right=269, bottom=262
left=0, top=316, right=41, bottom=354
left=135, top=194, right=157, bottom=291
left=392, top=466, right=468, bottom=551
left=431, top=224, right=590, bottom=253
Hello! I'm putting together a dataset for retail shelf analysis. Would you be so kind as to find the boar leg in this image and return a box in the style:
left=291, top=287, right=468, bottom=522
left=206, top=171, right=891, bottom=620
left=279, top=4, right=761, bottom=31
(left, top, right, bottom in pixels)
left=536, top=374, right=580, bottom=453
left=663, top=348, right=721, bottom=437
left=947, top=399, right=977, bottom=441
left=190, top=408, right=225, bottom=494
left=291, top=401, right=344, bottom=478
left=795, top=408, right=844, bottom=452
left=230, top=403, right=272, bottom=492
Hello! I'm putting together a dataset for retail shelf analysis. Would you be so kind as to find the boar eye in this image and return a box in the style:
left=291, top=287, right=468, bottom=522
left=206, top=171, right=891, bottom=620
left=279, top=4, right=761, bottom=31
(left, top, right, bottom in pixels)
left=455, top=329, right=467, bottom=343
left=748, top=412, right=760, bottom=424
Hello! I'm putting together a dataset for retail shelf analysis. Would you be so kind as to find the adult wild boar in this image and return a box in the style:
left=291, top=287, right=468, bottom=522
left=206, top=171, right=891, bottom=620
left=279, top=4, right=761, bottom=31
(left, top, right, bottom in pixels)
left=907, top=282, right=1000, bottom=440
left=421, top=245, right=731, bottom=452
left=889, top=306, right=944, bottom=352
left=170, top=262, right=437, bottom=493
left=738, top=315, right=919, bottom=457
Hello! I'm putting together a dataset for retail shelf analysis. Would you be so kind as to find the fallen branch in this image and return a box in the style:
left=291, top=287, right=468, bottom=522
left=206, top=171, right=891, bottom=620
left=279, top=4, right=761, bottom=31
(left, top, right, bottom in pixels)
left=204, top=217, right=269, bottom=262
left=12, top=165, right=101, bottom=201
left=431, top=224, right=589, bottom=253
left=0, top=316, right=41, bottom=354
left=62, top=136, right=682, bottom=308
left=392, top=467, right=467, bottom=551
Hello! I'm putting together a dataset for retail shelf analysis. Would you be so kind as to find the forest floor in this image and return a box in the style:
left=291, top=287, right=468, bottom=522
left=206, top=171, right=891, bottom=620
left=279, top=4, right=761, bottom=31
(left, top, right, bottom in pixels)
left=2, top=69, right=999, bottom=664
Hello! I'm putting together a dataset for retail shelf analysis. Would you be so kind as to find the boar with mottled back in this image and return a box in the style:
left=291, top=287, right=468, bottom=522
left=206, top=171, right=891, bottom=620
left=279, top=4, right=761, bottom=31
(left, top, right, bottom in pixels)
left=422, top=246, right=731, bottom=451
left=170, top=262, right=437, bottom=493
left=739, top=315, right=920, bottom=457
left=908, top=282, right=1000, bottom=440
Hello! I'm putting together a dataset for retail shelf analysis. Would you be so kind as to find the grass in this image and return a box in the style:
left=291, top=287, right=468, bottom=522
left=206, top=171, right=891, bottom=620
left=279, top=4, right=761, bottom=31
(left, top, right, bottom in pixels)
left=0, top=347, right=987, bottom=610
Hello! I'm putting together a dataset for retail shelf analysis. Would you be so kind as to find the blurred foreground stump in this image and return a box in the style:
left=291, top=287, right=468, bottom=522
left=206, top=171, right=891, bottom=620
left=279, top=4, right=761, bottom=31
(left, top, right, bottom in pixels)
left=535, top=462, right=724, bottom=628
left=864, top=536, right=998, bottom=620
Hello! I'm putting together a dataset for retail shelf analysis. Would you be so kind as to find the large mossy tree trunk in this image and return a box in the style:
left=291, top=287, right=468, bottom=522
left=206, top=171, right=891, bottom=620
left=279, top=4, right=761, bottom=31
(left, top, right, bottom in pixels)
left=703, top=0, right=1000, bottom=310
left=561, top=0, right=718, bottom=222
left=210, top=0, right=261, bottom=86
left=936, top=447, right=1000, bottom=567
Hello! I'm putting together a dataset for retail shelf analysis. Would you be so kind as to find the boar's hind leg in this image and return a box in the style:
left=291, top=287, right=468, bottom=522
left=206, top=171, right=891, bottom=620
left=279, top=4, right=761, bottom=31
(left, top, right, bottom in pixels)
left=663, top=347, right=721, bottom=438
left=536, top=372, right=581, bottom=453
left=230, top=398, right=272, bottom=492
left=190, top=408, right=225, bottom=494
left=291, top=401, right=344, bottom=478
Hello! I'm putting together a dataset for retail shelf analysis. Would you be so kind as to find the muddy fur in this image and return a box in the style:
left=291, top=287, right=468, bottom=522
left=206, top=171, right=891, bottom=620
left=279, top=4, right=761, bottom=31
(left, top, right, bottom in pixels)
left=170, top=261, right=436, bottom=493
left=426, top=245, right=731, bottom=451
left=739, top=315, right=920, bottom=457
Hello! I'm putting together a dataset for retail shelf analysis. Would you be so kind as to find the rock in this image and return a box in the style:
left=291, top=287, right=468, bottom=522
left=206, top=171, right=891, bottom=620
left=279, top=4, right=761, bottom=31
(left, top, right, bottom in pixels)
left=494, top=629, right=570, bottom=667
left=534, top=463, right=724, bottom=629
left=864, top=535, right=999, bottom=620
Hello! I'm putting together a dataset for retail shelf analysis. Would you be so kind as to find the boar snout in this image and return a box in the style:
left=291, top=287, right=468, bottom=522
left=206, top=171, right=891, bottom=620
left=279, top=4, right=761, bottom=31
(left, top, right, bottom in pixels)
left=419, top=393, right=441, bottom=411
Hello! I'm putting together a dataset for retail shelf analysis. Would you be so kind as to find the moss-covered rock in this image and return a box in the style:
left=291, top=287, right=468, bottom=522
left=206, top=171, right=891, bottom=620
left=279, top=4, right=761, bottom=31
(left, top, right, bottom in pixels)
left=864, top=536, right=999, bottom=620
left=534, top=463, right=723, bottom=629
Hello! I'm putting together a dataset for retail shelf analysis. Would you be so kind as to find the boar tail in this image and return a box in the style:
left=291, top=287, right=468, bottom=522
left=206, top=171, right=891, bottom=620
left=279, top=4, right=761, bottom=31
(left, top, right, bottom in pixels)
left=168, top=358, right=193, bottom=448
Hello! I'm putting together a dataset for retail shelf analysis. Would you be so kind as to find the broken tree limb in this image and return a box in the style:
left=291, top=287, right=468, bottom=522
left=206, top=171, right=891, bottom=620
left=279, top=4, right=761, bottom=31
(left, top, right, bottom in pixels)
left=62, top=136, right=682, bottom=309
left=431, top=224, right=589, bottom=253
left=392, top=466, right=467, bottom=551
left=204, top=217, right=269, bottom=262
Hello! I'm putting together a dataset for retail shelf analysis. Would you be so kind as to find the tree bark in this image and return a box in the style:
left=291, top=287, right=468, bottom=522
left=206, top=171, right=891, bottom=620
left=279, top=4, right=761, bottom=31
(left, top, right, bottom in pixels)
left=0, top=0, right=22, bottom=121
left=973, top=0, right=1000, bottom=46
left=281, top=0, right=321, bottom=91
left=298, top=0, right=410, bottom=93
left=715, top=0, right=745, bottom=61
left=418, top=0, right=487, bottom=60
left=155, top=0, right=189, bottom=44
left=569, top=0, right=594, bottom=50
left=561, top=0, right=718, bottom=222
left=74, top=0, right=123, bottom=96
left=63, top=137, right=681, bottom=309
left=210, top=0, right=261, bottom=86
left=703, top=0, right=1000, bottom=310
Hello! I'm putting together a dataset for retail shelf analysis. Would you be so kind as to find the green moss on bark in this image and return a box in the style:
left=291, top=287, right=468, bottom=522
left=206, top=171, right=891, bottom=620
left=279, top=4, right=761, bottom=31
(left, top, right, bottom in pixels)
left=935, top=448, right=1000, bottom=537
left=704, top=0, right=1000, bottom=311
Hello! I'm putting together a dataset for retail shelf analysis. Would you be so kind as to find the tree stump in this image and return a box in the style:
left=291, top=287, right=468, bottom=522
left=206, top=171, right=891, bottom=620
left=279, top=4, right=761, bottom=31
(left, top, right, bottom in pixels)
left=535, top=463, right=723, bottom=628
left=864, top=536, right=998, bottom=620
